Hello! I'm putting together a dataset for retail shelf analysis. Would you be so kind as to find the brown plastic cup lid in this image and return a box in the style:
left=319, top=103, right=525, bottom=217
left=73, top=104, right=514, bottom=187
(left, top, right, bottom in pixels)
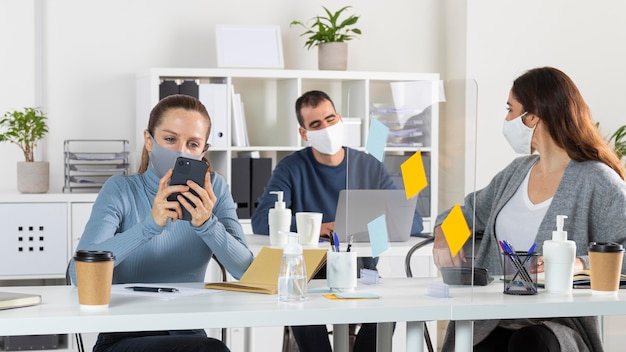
left=588, top=242, right=625, bottom=253
left=74, top=250, right=115, bottom=262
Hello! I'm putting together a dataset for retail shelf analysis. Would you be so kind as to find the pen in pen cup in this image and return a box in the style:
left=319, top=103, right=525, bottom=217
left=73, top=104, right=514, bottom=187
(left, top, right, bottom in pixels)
left=332, top=231, right=341, bottom=252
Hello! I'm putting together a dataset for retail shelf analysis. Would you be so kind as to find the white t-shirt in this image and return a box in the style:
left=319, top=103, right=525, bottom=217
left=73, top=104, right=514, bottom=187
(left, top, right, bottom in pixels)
left=495, top=164, right=551, bottom=252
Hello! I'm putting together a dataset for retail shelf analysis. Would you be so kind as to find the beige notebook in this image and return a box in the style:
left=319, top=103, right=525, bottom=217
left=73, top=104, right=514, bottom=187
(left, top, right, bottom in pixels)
left=0, top=292, right=41, bottom=310
left=205, top=247, right=327, bottom=294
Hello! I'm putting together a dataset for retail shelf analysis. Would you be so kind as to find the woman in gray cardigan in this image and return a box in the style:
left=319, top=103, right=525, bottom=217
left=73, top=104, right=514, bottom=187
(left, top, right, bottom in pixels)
left=433, top=67, right=626, bottom=352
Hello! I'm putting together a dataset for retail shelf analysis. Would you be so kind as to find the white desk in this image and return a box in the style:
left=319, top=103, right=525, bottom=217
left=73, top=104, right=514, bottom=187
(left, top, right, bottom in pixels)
left=0, top=279, right=448, bottom=352
left=2, top=279, right=624, bottom=352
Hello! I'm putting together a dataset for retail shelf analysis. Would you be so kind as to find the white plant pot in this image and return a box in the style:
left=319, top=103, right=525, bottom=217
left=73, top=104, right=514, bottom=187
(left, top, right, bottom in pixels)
left=17, top=161, right=49, bottom=194
left=318, top=42, right=348, bottom=71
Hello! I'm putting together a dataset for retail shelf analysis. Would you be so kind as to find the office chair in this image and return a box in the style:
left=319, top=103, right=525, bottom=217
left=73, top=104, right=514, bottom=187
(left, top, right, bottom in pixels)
left=65, top=262, right=85, bottom=352
left=210, top=254, right=229, bottom=343
left=404, top=236, right=435, bottom=352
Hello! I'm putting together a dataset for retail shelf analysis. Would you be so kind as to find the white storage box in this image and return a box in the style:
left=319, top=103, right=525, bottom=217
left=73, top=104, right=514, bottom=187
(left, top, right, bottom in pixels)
left=342, top=117, right=362, bottom=147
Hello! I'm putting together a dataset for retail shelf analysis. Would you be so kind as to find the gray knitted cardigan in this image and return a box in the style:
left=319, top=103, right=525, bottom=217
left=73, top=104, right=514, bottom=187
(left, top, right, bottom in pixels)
left=436, top=155, right=626, bottom=352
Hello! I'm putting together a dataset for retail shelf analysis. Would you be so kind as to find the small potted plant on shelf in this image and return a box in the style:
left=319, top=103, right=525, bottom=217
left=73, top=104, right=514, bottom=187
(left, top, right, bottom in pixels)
left=0, top=107, right=50, bottom=193
left=290, top=5, right=362, bottom=71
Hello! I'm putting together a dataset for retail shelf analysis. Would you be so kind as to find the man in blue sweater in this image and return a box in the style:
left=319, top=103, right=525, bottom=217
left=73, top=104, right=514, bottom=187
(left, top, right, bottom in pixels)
left=251, top=90, right=423, bottom=352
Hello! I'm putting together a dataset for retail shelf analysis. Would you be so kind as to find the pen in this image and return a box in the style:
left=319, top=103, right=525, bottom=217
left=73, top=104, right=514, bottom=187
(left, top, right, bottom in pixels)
left=332, top=231, right=341, bottom=252
left=346, top=235, right=353, bottom=252
left=329, top=232, right=336, bottom=251
left=126, top=286, right=179, bottom=293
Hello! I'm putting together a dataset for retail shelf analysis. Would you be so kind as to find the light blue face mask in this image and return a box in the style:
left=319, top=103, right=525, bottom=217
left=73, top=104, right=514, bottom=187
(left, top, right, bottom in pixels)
left=148, top=135, right=202, bottom=178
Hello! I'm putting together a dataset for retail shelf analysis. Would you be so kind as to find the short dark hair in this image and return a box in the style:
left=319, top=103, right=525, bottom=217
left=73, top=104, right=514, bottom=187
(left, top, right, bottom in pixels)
left=295, top=90, right=336, bottom=127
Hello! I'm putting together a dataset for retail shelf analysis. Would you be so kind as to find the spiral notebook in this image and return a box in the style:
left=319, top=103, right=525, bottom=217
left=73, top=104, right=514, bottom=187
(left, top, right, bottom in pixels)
left=0, top=292, right=41, bottom=310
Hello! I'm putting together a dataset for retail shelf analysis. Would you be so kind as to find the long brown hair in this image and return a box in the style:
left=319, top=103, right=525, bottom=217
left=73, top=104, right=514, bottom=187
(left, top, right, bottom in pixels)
left=138, top=94, right=212, bottom=173
left=512, top=67, right=625, bottom=180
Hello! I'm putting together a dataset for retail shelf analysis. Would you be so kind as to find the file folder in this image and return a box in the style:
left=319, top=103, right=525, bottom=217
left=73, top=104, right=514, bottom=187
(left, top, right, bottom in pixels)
left=231, top=158, right=252, bottom=218
left=205, top=247, right=327, bottom=294
left=199, top=83, right=229, bottom=148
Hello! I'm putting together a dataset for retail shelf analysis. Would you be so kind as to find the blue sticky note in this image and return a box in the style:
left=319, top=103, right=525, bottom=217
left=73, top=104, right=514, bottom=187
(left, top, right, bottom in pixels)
left=367, top=214, right=389, bottom=258
left=365, top=119, right=389, bottom=163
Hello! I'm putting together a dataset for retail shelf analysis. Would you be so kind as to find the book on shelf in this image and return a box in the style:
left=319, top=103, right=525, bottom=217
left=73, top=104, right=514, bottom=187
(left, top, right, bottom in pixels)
left=231, top=87, right=249, bottom=147
left=204, top=246, right=327, bottom=294
left=199, top=83, right=229, bottom=148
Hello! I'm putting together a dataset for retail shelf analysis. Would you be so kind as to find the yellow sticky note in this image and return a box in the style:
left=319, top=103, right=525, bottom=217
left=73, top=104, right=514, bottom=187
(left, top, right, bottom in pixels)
left=400, top=151, right=427, bottom=199
left=441, top=203, right=471, bottom=257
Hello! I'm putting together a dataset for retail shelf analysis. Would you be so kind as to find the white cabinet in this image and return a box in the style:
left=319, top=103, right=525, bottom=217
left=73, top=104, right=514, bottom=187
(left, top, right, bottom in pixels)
left=136, top=69, right=439, bottom=230
left=0, top=193, right=97, bottom=352
left=0, top=193, right=97, bottom=280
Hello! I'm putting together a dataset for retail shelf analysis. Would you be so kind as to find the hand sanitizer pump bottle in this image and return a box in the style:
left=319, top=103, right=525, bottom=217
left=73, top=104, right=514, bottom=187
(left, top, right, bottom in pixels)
left=268, top=191, right=291, bottom=248
left=278, top=233, right=307, bottom=302
left=543, top=215, right=576, bottom=294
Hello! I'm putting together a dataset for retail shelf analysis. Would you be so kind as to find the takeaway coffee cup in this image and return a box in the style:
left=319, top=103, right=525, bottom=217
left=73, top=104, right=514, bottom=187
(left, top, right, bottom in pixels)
left=74, top=250, right=115, bottom=309
left=327, top=251, right=358, bottom=292
left=588, top=242, right=624, bottom=295
left=296, top=212, right=323, bottom=247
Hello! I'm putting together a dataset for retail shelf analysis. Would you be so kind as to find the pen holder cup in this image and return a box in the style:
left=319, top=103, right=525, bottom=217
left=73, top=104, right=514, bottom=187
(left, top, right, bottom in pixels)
left=327, top=251, right=358, bottom=292
left=503, top=252, right=538, bottom=295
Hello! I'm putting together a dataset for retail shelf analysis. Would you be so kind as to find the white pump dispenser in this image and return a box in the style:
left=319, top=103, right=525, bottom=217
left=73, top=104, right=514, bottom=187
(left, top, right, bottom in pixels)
left=268, top=191, right=291, bottom=248
left=278, top=232, right=307, bottom=302
left=543, top=215, right=576, bottom=294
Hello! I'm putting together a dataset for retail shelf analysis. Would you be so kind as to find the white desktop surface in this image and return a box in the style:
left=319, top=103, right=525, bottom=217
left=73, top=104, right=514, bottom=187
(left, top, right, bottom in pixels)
left=444, top=282, right=626, bottom=352
left=1, top=279, right=625, bottom=352
left=0, top=280, right=447, bottom=352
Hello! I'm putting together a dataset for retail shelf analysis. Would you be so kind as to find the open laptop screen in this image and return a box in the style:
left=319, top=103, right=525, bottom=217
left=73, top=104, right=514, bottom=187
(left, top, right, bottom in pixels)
left=334, top=189, right=417, bottom=243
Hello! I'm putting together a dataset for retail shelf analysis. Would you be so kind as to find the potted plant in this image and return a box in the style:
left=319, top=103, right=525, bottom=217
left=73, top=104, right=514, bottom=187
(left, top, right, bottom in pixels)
left=290, top=5, right=362, bottom=70
left=609, top=124, right=626, bottom=164
left=0, top=107, right=50, bottom=193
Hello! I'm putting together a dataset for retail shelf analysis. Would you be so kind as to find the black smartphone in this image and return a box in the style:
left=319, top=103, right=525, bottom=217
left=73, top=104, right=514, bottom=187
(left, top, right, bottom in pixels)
left=167, top=156, right=208, bottom=221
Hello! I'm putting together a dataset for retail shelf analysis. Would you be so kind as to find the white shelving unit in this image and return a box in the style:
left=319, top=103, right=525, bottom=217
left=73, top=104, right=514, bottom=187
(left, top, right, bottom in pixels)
left=136, top=68, right=439, bottom=232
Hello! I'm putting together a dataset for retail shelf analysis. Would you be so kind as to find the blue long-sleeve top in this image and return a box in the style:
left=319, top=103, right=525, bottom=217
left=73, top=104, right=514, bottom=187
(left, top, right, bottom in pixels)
left=251, top=147, right=423, bottom=235
left=69, top=166, right=254, bottom=285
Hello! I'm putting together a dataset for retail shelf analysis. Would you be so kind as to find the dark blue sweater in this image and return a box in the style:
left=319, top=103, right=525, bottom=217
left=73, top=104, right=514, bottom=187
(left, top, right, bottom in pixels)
left=251, top=147, right=423, bottom=235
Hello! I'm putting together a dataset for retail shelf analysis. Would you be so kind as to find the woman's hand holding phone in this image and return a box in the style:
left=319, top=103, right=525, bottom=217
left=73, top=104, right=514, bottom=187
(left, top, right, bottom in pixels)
left=177, top=170, right=216, bottom=227
left=152, top=157, right=215, bottom=226
left=153, top=169, right=187, bottom=226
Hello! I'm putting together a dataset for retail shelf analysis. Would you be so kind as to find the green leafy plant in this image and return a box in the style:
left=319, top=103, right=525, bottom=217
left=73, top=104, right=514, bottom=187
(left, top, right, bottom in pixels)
left=609, top=124, right=626, bottom=163
left=0, top=107, right=48, bottom=162
left=290, top=6, right=362, bottom=50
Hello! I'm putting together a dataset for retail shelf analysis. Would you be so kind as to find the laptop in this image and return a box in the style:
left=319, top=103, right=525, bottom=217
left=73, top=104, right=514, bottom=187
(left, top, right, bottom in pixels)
left=334, top=189, right=417, bottom=243
left=0, top=292, right=41, bottom=310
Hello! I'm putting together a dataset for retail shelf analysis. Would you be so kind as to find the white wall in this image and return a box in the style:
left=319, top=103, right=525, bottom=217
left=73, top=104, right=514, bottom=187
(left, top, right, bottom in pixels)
left=2, top=0, right=625, bottom=199
left=0, top=0, right=444, bottom=193
left=465, top=0, right=626, bottom=191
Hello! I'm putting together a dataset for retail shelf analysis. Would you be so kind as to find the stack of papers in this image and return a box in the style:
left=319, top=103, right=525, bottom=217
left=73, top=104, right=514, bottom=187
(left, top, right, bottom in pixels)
left=536, top=270, right=626, bottom=288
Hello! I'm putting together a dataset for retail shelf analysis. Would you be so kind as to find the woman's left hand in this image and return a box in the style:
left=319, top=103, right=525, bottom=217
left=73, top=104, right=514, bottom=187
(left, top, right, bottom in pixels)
left=177, top=171, right=216, bottom=227
left=533, top=256, right=585, bottom=273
